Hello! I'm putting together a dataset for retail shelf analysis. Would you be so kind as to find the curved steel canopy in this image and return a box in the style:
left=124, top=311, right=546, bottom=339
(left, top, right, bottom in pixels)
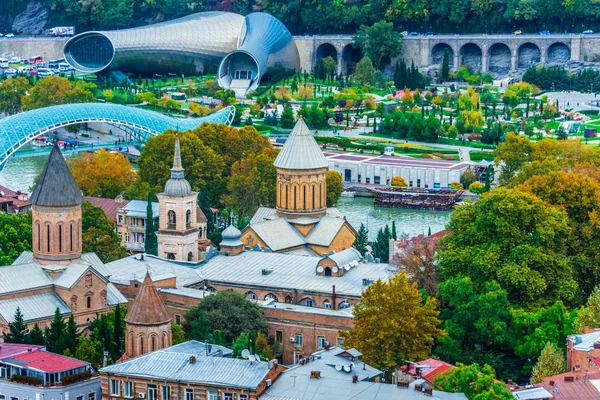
left=0, top=103, right=235, bottom=170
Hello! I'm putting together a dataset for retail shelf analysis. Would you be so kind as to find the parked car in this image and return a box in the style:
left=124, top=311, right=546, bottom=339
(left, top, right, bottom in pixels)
left=514, top=30, right=523, bottom=35
left=36, top=68, right=53, bottom=77
left=27, top=69, right=37, bottom=75
left=539, top=30, right=551, bottom=35
left=425, top=31, right=436, bottom=36
left=9, top=56, right=21, bottom=63
left=583, top=30, right=594, bottom=34
left=5, top=33, right=15, bottom=38
left=0, top=34, right=3, bottom=37
left=409, top=32, right=420, bottom=36
left=400, top=31, right=408, bottom=37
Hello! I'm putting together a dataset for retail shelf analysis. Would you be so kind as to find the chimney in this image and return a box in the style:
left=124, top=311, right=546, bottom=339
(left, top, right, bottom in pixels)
left=352, top=375, right=358, bottom=383
left=310, top=371, right=321, bottom=379
left=332, top=285, right=336, bottom=310
left=189, top=356, right=196, bottom=364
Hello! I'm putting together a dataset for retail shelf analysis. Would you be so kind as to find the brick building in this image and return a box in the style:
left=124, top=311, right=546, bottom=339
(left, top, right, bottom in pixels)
left=0, top=144, right=127, bottom=336
left=99, top=341, right=283, bottom=400
left=241, top=119, right=356, bottom=255
left=566, top=328, right=600, bottom=371
left=0, top=185, right=31, bottom=214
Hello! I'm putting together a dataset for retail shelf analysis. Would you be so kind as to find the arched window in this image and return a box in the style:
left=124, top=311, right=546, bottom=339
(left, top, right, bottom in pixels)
left=300, top=298, right=315, bottom=307
left=312, top=185, right=316, bottom=209
left=246, top=291, right=257, bottom=300
left=70, top=223, right=74, bottom=252
left=37, top=223, right=40, bottom=251
left=87, top=296, right=92, bottom=309
left=187, top=252, right=193, bottom=261
left=186, top=210, right=192, bottom=228
left=303, top=185, right=306, bottom=210
left=47, top=224, right=51, bottom=252
left=293, top=186, right=297, bottom=209
left=199, top=227, right=203, bottom=239
left=167, top=253, right=175, bottom=260
left=338, top=301, right=350, bottom=309
left=151, top=335, right=156, bottom=352
left=130, top=333, right=134, bottom=355
left=324, top=267, right=332, bottom=277
left=162, top=333, right=167, bottom=348
left=139, top=336, right=144, bottom=355
left=323, top=300, right=332, bottom=309
left=168, top=210, right=176, bottom=229
left=320, top=183, right=325, bottom=207
left=284, top=185, right=288, bottom=208
left=264, top=293, right=278, bottom=302
left=58, top=224, right=63, bottom=253
left=285, top=296, right=293, bottom=304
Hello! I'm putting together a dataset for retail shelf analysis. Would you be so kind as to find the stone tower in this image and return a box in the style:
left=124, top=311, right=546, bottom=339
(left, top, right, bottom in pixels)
left=124, top=272, right=172, bottom=358
left=30, top=143, right=84, bottom=265
left=274, top=118, right=329, bottom=219
left=156, top=135, right=200, bottom=261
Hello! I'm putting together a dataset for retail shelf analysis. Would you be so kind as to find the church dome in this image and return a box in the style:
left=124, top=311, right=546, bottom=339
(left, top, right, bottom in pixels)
left=221, top=225, right=243, bottom=247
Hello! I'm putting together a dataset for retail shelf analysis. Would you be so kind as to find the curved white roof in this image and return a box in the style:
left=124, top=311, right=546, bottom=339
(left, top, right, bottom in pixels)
left=274, top=119, right=329, bottom=170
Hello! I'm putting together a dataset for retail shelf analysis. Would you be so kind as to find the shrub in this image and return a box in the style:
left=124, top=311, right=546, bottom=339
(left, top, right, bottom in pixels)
left=450, top=182, right=463, bottom=190
left=61, top=370, right=92, bottom=386
left=468, top=181, right=486, bottom=194
left=391, top=176, right=408, bottom=187
left=11, top=375, right=42, bottom=386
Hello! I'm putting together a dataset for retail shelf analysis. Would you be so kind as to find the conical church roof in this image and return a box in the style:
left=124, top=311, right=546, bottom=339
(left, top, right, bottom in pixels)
left=30, top=143, right=83, bottom=207
left=274, top=118, right=329, bottom=170
left=125, top=272, right=171, bottom=326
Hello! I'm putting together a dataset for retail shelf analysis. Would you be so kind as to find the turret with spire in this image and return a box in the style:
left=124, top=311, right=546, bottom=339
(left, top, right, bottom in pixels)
left=155, top=133, right=200, bottom=261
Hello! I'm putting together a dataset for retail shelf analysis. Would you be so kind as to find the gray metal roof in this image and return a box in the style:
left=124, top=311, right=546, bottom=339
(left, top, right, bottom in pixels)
left=327, top=248, right=361, bottom=269
left=107, top=283, right=128, bottom=305
left=105, top=255, right=204, bottom=288
left=250, top=219, right=306, bottom=251
left=53, top=262, right=107, bottom=289
left=306, top=218, right=346, bottom=247
left=101, top=340, right=268, bottom=389
left=0, top=292, right=70, bottom=323
left=123, top=200, right=159, bottom=219
left=30, top=143, right=84, bottom=207
left=273, top=119, right=328, bottom=170
left=0, top=262, right=53, bottom=294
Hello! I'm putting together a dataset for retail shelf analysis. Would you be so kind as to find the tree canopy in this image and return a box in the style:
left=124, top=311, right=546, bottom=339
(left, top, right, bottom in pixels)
left=352, top=22, right=402, bottom=69
left=0, top=212, right=32, bottom=265
left=325, top=170, right=343, bottom=207
left=82, top=201, right=128, bottom=262
left=434, top=363, right=513, bottom=400
left=68, top=150, right=137, bottom=198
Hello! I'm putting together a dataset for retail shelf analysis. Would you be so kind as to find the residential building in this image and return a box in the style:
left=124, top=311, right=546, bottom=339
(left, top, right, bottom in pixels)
left=0, top=144, right=127, bottom=337
left=241, top=119, right=356, bottom=255
left=99, top=341, right=284, bottom=400
left=116, top=201, right=159, bottom=253
left=566, top=327, right=600, bottom=371
left=155, top=135, right=201, bottom=261
left=261, top=347, right=467, bottom=400
left=394, top=359, right=455, bottom=389
left=0, top=185, right=31, bottom=214
left=84, top=196, right=130, bottom=230
left=0, top=343, right=100, bottom=400
left=325, top=150, right=472, bottom=188
left=507, top=369, right=600, bottom=399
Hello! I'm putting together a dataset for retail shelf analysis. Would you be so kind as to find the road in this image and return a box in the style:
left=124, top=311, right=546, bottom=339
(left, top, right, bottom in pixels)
left=543, top=91, right=600, bottom=111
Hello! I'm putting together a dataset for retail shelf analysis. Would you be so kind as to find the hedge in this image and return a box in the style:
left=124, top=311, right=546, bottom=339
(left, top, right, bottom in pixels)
left=61, top=370, right=92, bottom=386
left=11, top=375, right=43, bottom=386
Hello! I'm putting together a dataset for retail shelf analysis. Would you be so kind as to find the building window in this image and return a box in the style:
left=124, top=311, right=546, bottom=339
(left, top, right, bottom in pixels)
left=285, top=296, right=293, bottom=304
left=89, top=392, right=96, bottom=400
left=246, top=291, right=257, bottom=300
left=295, top=333, right=303, bottom=345
left=276, top=330, right=283, bottom=344
left=337, top=337, right=345, bottom=347
left=125, top=232, right=129, bottom=243
left=300, top=298, right=314, bottom=307
left=76, top=396, right=83, bottom=400
left=37, top=223, right=40, bottom=251
left=318, top=336, right=326, bottom=348
left=10, top=397, right=18, bottom=400
left=324, top=267, right=332, bottom=276
left=59, top=224, right=63, bottom=252
left=0, top=395, right=6, bottom=400
left=374, top=176, right=381, bottom=185
left=168, top=210, right=177, bottom=229
left=186, top=210, right=192, bottom=229
left=184, top=388, right=193, bottom=400
left=148, top=384, right=157, bottom=400
left=124, top=381, right=133, bottom=398
left=151, top=335, right=156, bottom=352
left=110, top=379, right=120, bottom=396
left=222, top=394, right=233, bottom=400
left=47, top=224, right=51, bottom=252
left=70, top=224, right=74, bottom=252
left=87, top=296, right=92, bottom=309
left=141, top=219, right=145, bottom=227
left=118, top=215, right=123, bottom=223
left=238, top=396, right=248, bottom=400
left=118, top=232, right=122, bottom=239
left=175, top=314, right=181, bottom=325
left=323, top=300, right=332, bottom=309
left=162, top=386, right=171, bottom=400
left=207, top=391, right=217, bottom=400
left=338, top=301, right=350, bottom=309
left=264, top=293, right=278, bottom=302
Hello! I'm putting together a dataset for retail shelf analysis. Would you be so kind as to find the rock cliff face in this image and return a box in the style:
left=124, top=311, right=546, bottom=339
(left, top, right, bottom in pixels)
left=12, top=1, right=48, bottom=35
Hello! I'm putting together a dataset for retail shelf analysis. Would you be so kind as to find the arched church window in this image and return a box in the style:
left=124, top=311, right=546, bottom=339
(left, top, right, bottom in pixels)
left=58, top=224, right=63, bottom=253
left=323, top=300, right=332, bottom=309
left=87, top=296, right=92, bottom=309
left=46, top=224, right=51, bottom=252
left=167, top=253, right=175, bottom=260
left=186, top=210, right=192, bottom=228
left=324, top=267, right=332, bottom=276
left=187, top=252, right=193, bottom=261
left=37, top=223, right=41, bottom=251
left=70, top=223, right=74, bottom=252
left=168, top=210, right=176, bottom=229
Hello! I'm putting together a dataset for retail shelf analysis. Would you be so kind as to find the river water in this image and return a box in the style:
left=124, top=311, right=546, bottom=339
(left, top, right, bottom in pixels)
left=0, top=155, right=452, bottom=240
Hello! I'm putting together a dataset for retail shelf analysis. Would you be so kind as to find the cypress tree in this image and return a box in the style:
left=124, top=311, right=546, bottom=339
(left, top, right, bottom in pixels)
left=394, top=60, right=402, bottom=90
left=26, top=323, right=45, bottom=345
left=440, top=50, right=450, bottom=83
left=144, top=191, right=158, bottom=255
left=63, top=314, right=80, bottom=355
left=45, top=308, right=66, bottom=354
left=113, top=304, right=123, bottom=360
left=391, top=221, right=397, bottom=240
left=353, top=223, right=369, bottom=256
left=428, top=226, right=432, bottom=236
left=4, top=307, right=27, bottom=343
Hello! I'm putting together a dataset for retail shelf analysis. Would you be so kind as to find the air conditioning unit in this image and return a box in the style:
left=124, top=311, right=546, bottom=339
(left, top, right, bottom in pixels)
left=138, top=393, right=146, bottom=399
left=266, top=379, right=272, bottom=387
left=289, top=337, right=296, bottom=343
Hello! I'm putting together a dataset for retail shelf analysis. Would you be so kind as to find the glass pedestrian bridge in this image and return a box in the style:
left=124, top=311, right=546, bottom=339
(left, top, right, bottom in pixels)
left=0, top=103, right=235, bottom=170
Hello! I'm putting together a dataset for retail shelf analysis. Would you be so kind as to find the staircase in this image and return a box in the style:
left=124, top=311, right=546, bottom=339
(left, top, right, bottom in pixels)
left=229, top=79, right=251, bottom=98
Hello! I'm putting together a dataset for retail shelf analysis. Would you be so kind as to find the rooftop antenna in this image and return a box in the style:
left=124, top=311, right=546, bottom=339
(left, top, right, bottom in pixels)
left=241, top=349, right=250, bottom=359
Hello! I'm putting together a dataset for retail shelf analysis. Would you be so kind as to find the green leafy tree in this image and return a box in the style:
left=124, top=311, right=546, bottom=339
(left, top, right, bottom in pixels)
left=531, top=342, right=566, bottom=384
left=321, top=56, right=338, bottom=80
left=113, top=304, right=124, bottom=360
left=391, top=221, right=397, bottom=240
left=326, top=170, right=343, bottom=207
left=82, top=201, right=128, bottom=263
left=23, top=76, right=71, bottom=110
left=26, top=323, right=45, bottom=345
left=0, top=212, right=32, bottom=265
left=574, top=286, right=600, bottom=333
left=75, top=337, right=104, bottom=369
left=172, top=322, right=185, bottom=345
left=438, top=188, right=575, bottom=308
left=434, top=363, right=513, bottom=400
left=45, top=308, right=67, bottom=354
left=4, top=307, right=27, bottom=343
left=373, top=225, right=392, bottom=263
left=354, top=57, right=376, bottom=85
left=352, top=22, right=402, bottom=69
left=460, top=169, right=477, bottom=189
left=280, top=105, right=295, bottom=129
left=144, top=192, right=158, bottom=255
left=353, top=223, right=369, bottom=256
left=439, top=50, right=450, bottom=82
left=0, top=77, right=30, bottom=115
left=493, top=132, right=533, bottom=186
left=183, top=290, right=267, bottom=344
left=342, top=273, right=443, bottom=373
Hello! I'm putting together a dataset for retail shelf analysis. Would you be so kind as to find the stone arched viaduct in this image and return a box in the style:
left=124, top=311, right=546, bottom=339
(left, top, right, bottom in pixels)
left=293, top=34, right=593, bottom=74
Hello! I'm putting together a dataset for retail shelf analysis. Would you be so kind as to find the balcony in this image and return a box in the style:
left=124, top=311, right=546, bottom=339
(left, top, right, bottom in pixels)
left=127, top=224, right=146, bottom=233
left=126, top=242, right=144, bottom=252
